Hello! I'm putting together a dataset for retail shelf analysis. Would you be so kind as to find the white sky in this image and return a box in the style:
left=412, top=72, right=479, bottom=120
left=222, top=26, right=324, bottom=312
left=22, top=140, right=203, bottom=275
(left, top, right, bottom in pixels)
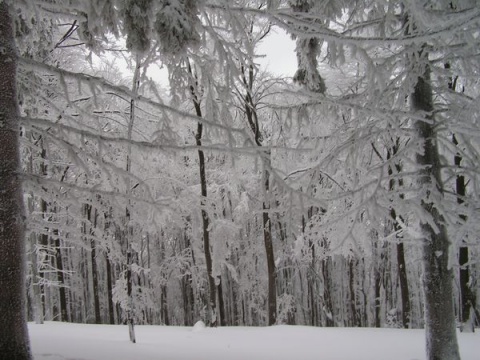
left=142, top=27, right=298, bottom=86
left=256, top=27, right=297, bottom=78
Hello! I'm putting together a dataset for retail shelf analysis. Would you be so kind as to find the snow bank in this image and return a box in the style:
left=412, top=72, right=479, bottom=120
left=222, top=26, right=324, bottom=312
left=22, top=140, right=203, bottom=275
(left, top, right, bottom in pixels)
left=29, top=322, right=480, bottom=360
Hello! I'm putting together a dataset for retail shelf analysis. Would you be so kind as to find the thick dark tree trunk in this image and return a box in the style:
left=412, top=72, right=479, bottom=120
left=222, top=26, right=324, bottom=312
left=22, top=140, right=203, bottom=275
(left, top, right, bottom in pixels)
left=0, top=2, right=32, bottom=358
left=411, top=52, right=460, bottom=360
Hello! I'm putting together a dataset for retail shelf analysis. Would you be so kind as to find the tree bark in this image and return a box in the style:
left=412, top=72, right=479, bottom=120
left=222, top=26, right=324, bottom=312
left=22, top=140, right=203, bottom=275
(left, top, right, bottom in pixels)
left=105, top=251, right=115, bottom=324
left=53, top=227, right=68, bottom=322
left=387, top=144, right=411, bottom=329
left=0, top=2, right=32, bottom=358
left=90, top=207, right=101, bottom=324
left=411, top=51, right=460, bottom=360
left=187, top=60, right=218, bottom=327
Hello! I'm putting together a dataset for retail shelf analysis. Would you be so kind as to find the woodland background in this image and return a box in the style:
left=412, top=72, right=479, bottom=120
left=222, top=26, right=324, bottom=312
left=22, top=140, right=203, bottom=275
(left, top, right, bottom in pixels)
left=1, top=1, right=480, bottom=359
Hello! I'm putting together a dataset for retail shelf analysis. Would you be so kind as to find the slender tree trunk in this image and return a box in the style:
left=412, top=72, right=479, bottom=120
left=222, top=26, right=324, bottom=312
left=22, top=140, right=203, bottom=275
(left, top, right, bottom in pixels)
left=411, top=50, right=460, bottom=360
left=187, top=60, right=217, bottom=327
left=348, top=259, right=359, bottom=327
left=396, top=241, right=410, bottom=328
left=123, top=55, right=141, bottom=342
left=322, top=255, right=334, bottom=327
left=126, top=244, right=135, bottom=342
left=90, top=207, right=101, bottom=324
left=30, top=233, right=44, bottom=324
left=387, top=144, right=411, bottom=329
left=262, top=172, right=277, bottom=326
left=105, top=252, right=115, bottom=324
left=241, top=63, right=277, bottom=325
left=104, top=209, right=115, bottom=324
left=0, top=3, right=32, bottom=358
left=217, top=279, right=226, bottom=326
left=53, top=227, right=68, bottom=322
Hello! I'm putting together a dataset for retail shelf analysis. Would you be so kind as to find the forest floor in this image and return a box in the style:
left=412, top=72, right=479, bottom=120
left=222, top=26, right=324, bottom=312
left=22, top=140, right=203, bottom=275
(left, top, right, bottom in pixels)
left=29, top=321, right=479, bottom=360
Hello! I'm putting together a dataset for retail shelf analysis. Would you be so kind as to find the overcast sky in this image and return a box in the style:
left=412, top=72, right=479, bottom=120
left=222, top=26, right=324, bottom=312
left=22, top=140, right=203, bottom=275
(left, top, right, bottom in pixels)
left=257, top=27, right=297, bottom=77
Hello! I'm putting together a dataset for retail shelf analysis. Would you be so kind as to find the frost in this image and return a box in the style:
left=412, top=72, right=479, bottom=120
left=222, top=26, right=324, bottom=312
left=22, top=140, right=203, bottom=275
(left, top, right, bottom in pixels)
left=154, top=0, right=200, bottom=56
left=192, top=320, right=206, bottom=332
left=122, top=0, right=153, bottom=54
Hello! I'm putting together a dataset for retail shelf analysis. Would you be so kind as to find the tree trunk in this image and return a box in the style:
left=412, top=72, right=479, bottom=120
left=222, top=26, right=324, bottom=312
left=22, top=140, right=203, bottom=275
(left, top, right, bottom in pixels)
left=348, top=259, right=359, bottom=327
left=396, top=241, right=410, bottom=328
left=123, top=55, right=140, bottom=342
left=90, top=207, right=101, bottom=324
left=217, top=278, right=227, bottom=326
left=54, top=227, right=68, bottom=322
left=411, top=51, right=460, bottom=360
left=241, top=63, right=277, bottom=326
left=262, top=172, right=277, bottom=326
left=105, top=252, right=115, bottom=324
left=126, top=245, right=136, bottom=343
left=0, top=2, right=32, bottom=358
left=187, top=60, right=217, bottom=327
left=322, top=256, right=334, bottom=327
left=387, top=145, right=411, bottom=329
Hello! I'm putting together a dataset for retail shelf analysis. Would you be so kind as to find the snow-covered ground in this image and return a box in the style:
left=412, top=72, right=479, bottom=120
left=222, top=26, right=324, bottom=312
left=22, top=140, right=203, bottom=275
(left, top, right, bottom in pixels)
left=29, top=322, right=479, bottom=360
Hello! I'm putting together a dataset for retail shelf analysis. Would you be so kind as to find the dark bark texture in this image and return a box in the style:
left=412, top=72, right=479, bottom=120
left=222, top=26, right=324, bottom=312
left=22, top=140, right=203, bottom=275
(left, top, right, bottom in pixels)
left=411, top=58, right=460, bottom=360
left=0, top=2, right=32, bottom=359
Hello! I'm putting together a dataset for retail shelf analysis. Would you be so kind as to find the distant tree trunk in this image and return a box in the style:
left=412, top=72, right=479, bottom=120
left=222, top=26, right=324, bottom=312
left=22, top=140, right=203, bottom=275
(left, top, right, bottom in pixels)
left=322, top=255, right=334, bottom=327
left=372, top=236, right=384, bottom=328
left=411, top=48, right=460, bottom=360
left=53, top=225, right=68, bottom=322
left=262, top=172, right=277, bottom=326
left=181, top=230, right=195, bottom=326
left=396, top=240, right=410, bottom=328
left=126, top=244, right=136, bottom=342
left=348, top=258, right=359, bottom=327
left=30, top=232, right=44, bottom=324
left=217, top=279, right=226, bottom=326
left=0, top=2, right=32, bottom=358
left=90, top=206, right=101, bottom=324
left=104, top=210, right=115, bottom=324
left=105, top=252, right=115, bottom=324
